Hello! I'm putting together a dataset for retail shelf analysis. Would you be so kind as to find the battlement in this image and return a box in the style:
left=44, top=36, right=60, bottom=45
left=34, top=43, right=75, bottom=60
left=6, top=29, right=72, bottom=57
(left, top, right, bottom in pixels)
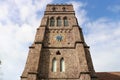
left=45, top=4, right=74, bottom=12
left=47, top=4, right=73, bottom=6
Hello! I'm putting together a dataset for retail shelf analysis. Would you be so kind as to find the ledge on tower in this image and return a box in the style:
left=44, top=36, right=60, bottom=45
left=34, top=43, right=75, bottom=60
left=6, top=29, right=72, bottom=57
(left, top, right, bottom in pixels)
left=47, top=4, right=73, bottom=6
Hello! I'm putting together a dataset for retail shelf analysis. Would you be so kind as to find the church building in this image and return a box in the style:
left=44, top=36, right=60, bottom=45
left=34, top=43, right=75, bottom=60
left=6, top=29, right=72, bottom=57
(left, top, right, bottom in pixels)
left=21, top=4, right=120, bottom=80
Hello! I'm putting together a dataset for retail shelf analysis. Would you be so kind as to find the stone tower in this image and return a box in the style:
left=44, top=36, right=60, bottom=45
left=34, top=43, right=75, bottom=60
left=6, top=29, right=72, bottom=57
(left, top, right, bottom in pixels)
left=21, top=4, right=98, bottom=80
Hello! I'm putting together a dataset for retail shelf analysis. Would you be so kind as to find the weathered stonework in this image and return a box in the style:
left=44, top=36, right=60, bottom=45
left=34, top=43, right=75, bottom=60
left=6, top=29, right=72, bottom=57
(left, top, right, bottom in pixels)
left=21, top=4, right=98, bottom=80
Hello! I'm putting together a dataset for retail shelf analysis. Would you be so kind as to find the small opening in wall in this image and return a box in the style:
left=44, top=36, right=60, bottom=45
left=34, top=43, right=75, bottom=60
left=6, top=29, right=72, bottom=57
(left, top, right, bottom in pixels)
left=60, top=30, right=62, bottom=33
left=56, top=31, right=59, bottom=33
left=48, top=42, right=50, bottom=45
left=63, top=7, right=66, bottom=11
left=52, top=30, right=55, bottom=33
left=56, top=51, right=61, bottom=55
left=52, top=7, right=56, bottom=11
left=68, top=43, right=70, bottom=45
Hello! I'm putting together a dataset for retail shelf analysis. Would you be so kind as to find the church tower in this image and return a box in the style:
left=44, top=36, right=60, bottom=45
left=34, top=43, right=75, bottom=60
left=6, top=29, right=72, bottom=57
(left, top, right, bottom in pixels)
left=21, top=4, right=98, bottom=80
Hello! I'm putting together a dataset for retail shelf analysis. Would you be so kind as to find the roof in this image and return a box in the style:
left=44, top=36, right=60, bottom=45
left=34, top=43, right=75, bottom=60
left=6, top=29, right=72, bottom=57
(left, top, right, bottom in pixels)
left=96, top=72, right=120, bottom=80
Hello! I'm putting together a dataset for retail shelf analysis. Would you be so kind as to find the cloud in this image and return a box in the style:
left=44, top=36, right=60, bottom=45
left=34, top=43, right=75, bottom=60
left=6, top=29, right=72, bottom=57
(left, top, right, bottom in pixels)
left=68, top=1, right=120, bottom=72
left=107, top=5, right=120, bottom=13
left=0, top=3, right=8, bottom=20
left=84, top=18, right=120, bottom=71
left=0, top=21, right=35, bottom=80
left=68, top=1, right=88, bottom=26
left=0, top=0, right=53, bottom=80
left=66, top=1, right=120, bottom=72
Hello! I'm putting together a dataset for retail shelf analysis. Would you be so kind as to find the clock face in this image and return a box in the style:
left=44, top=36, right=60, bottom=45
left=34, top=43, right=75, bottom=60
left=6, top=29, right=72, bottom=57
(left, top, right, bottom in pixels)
left=56, top=35, right=63, bottom=41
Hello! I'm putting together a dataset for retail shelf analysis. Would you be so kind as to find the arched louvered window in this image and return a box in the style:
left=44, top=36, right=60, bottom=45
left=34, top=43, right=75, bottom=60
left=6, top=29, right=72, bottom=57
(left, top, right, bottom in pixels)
left=57, top=17, right=61, bottom=26
left=60, top=58, right=65, bottom=72
left=52, top=7, right=56, bottom=11
left=52, top=58, right=57, bottom=72
left=63, top=17, right=68, bottom=26
left=50, top=17, right=55, bottom=26
left=63, top=7, right=66, bottom=11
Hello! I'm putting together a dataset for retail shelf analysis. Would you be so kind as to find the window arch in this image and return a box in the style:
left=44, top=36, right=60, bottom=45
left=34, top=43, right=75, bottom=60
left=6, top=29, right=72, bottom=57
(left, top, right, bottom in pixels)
left=60, top=58, right=65, bottom=72
left=63, top=17, right=68, bottom=26
left=50, top=17, right=55, bottom=26
left=62, top=7, right=66, bottom=11
left=57, top=17, right=61, bottom=26
left=52, top=7, right=56, bottom=11
left=52, top=58, right=57, bottom=72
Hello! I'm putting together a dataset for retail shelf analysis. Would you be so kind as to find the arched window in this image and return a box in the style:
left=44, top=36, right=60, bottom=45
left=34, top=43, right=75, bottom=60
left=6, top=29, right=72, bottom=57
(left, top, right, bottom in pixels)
left=60, top=58, right=65, bottom=72
left=50, top=17, right=55, bottom=26
left=52, top=58, right=57, bottom=72
left=57, top=17, right=61, bottom=26
left=62, top=7, right=66, bottom=11
left=63, top=17, right=68, bottom=26
left=52, top=7, right=56, bottom=11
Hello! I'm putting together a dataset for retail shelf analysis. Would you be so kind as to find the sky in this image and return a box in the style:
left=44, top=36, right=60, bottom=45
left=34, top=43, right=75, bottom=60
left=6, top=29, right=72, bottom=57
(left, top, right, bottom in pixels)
left=0, top=0, right=120, bottom=80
